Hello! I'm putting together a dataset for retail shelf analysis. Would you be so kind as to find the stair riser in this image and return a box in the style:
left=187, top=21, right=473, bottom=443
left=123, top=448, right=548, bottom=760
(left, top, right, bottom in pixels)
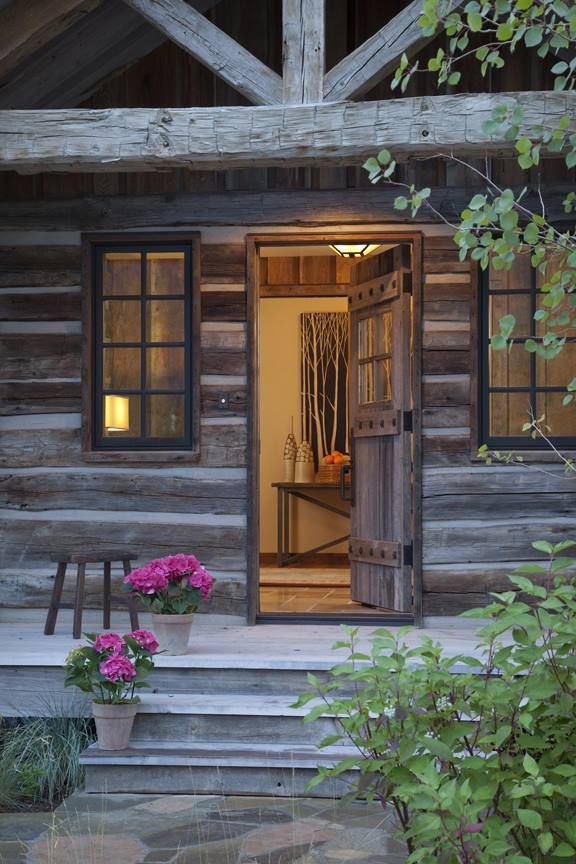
left=147, top=667, right=338, bottom=696
left=84, top=764, right=353, bottom=799
left=130, top=713, right=340, bottom=745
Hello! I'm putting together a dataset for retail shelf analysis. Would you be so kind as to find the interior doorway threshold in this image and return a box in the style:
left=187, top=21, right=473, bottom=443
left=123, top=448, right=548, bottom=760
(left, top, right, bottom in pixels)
left=256, top=612, right=415, bottom=626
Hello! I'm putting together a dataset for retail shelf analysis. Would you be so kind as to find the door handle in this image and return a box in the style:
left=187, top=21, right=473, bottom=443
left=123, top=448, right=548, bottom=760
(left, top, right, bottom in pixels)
left=339, top=463, right=353, bottom=503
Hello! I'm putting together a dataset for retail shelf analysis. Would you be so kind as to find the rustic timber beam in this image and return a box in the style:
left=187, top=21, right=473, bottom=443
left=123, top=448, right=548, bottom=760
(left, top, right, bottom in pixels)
left=122, top=0, right=282, bottom=106
left=324, top=0, right=465, bottom=102
left=0, top=0, right=102, bottom=83
left=0, top=187, right=572, bottom=230
left=0, top=0, right=223, bottom=110
left=282, top=0, right=325, bottom=104
left=0, top=92, right=572, bottom=173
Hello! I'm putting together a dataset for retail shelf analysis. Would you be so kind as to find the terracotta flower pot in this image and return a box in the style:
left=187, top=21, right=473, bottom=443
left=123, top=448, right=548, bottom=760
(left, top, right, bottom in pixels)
left=151, top=612, right=194, bottom=655
left=92, top=701, right=138, bottom=751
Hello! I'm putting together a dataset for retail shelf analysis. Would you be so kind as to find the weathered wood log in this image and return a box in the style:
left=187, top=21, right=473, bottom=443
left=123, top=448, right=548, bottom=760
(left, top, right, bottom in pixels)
left=0, top=381, right=81, bottom=415
left=324, top=0, right=464, bottom=102
left=422, top=406, right=470, bottom=428
left=424, top=301, right=470, bottom=322
left=0, top=291, right=81, bottom=320
left=423, top=465, right=576, bottom=496
left=202, top=292, right=247, bottom=322
left=423, top=349, right=470, bottom=374
left=1, top=92, right=572, bottom=172
left=0, top=334, right=81, bottom=378
left=0, top=0, right=102, bottom=82
left=0, top=187, right=571, bottom=229
left=423, top=375, right=470, bottom=406
left=282, top=0, right=324, bottom=104
left=201, top=384, right=246, bottom=416
left=201, top=245, right=246, bottom=280
left=423, top=322, right=470, bottom=350
left=423, top=491, right=576, bottom=520
left=0, top=246, right=80, bottom=287
left=123, top=0, right=282, bottom=106
left=0, top=471, right=247, bottom=514
left=202, top=350, right=246, bottom=375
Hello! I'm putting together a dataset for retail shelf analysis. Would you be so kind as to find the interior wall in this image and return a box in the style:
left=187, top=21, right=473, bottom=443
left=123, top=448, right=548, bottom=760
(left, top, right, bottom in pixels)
left=259, top=296, right=349, bottom=556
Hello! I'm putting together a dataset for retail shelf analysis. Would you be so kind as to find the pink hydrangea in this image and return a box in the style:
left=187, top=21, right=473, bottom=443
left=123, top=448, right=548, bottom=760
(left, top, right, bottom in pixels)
left=187, top=564, right=214, bottom=599
left=94, top=633, right=125, bottom=655
left=125, top=554, right=213, bottom=600
left=126, top=629, right=159, bottom=653
left=99, top=655, right=137, bottom=683
left=124, top=559, right=171, bottom=594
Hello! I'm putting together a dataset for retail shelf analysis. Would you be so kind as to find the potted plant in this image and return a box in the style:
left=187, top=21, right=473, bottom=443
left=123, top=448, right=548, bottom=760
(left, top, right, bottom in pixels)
left=123, top=554, right=214, bottom=655
left=64, top=629, right=159, bottom=750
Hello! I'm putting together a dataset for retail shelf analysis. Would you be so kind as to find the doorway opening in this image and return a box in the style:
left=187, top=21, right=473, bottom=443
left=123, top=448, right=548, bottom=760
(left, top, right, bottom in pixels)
left=248, top=233, right=421, bottom=624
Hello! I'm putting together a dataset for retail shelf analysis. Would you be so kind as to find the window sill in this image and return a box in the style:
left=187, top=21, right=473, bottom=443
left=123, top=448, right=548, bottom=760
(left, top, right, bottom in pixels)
left=82, top=449, right=200, bottom=463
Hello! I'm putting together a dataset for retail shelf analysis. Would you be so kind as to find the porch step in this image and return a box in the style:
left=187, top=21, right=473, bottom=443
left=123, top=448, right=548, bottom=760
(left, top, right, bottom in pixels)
left=82, top=741, right=356, bottom=798
left=129, top=693, right=339, bottom=745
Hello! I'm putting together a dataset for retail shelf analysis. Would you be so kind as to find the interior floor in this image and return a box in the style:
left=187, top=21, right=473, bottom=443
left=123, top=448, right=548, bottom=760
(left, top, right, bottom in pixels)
left=259, top=566, right=389, bottom=614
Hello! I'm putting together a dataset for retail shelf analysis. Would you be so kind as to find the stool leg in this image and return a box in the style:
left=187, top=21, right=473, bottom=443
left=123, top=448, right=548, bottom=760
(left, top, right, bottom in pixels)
left=73, top=562, right=86, bottom=640
left=103, top=561, right=112, bottom=630
left=44, top=562, right=67, bottom=636
left=123, top=559, right=139, bottom=630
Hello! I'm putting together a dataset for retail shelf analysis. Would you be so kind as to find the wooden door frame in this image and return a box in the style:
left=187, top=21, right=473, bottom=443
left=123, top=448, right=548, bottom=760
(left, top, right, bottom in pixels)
left=246, top=230, right=423, bottom=626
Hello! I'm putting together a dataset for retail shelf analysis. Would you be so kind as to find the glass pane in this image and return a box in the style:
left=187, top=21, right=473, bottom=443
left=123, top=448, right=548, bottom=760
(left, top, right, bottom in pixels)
left=489, top=343, right=530, bottom=389
left=103, top=300, right=141, bottom=343
left=537, top=392, right=574, bottom=436
left=103, top=347, right=141, bottom=390
left=146, top=300, right=185, bottom=343
left=489, top=294, right=532, bottom=338
left=146, top=347, right=185, bottom=390
left=359, top=361, right=374, bottom=404
left=489, top=392, right=533, bottom=437
left=488, top=254, right=531, bottom=291
left=374, top=358, right=392, bottom=402
left=102, top=253, right=141, bottom=296
left=536, top=343, right=576, bottom=388
left=378, top=310, right=392, bottom=355
left=358, top=318, right=374, bottom=360
left=147, top=252, right=185, bottom=295
left=146, top=394, right=185, bottom=438
left=102, top=394, right=141, bottom=438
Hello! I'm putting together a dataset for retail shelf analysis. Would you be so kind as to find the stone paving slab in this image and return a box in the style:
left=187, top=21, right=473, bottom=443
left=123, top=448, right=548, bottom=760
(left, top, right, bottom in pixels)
left=0, top=794, right=407, bottom=863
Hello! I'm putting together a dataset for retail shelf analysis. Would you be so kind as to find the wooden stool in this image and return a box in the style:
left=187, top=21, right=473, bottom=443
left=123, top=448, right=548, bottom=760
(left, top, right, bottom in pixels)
left=44, top=551, right=140, bottom=639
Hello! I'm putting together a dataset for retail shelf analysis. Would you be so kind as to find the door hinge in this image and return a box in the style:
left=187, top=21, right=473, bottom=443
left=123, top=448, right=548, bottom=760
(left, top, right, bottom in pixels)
left=403, top=543, right=414, bottom=567
left=403, top=410, right=413, bottom=432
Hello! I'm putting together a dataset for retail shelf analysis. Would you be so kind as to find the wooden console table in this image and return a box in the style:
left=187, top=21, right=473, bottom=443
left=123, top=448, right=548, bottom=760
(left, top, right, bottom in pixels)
left=272, top=482, right=351, bottom=567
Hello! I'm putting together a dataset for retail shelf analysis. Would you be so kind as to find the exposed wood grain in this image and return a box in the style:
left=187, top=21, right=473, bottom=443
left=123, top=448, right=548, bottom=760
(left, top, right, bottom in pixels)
left=422, top=406, right=470, bottom=428
left=282, top=0, right=324, bottom=104
left=0, top=0, right=101, bottom=82
left=123, top=0, right=282, bottom=105
left=0, top=246, right=80, bottom=287
left=0, top=471, right=247, bottom=514
left=0, top=518, right=246, bottom=570
left=201, top=384, right=246, bottom=416
left=423, top=520, right=576, bottom=564
left=423, top=325, right=470, bottom=350
left=423, top=466, right=576, bottom=496
left=1, top=92, right=571, bottom=172
left=202, top=350, right=246, bottom=376
left=324, top=0, right=464, bottom=102
left=423, top=376, right=470, bottom=406
left=0, top=380, right=81, bottom=415
left=423, top=491, right=576, bottom=520
left=0, top=291, right=81, bottom=320
left=201, top=245, right=246, bottom=281
left=423, top=591, right=487, bottom=614
left=424, top=301, right=469, bottom=322
left=423, top=350, right=470, bottom=374
left=0, top=188, right=571, bottom=229
left=202, top=292, right=247, bottom=322
left=0, top=334, right=81, bottom=378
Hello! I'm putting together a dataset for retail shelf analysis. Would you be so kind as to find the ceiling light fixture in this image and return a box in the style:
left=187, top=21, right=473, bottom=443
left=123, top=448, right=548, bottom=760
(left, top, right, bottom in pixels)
left=329, top=243, right=382, bottom=259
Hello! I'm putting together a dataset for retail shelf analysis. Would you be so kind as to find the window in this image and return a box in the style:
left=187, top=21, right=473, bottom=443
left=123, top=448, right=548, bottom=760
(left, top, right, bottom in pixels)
left=480, top=253, right=576, bottom=447
left=83, top=233, right=200, bottom=455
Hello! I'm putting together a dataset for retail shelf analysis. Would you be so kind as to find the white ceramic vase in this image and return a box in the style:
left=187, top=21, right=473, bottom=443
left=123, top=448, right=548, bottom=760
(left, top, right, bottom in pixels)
left=92, top=701, right=138, bottom=751
left=151, top=612, right=194, bottom=655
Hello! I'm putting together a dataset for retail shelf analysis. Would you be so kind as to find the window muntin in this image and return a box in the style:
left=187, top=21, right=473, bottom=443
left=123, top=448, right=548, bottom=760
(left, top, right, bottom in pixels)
left=481, top=256, right=576, bottom=447
left=93, top=245, right=194, bottom=450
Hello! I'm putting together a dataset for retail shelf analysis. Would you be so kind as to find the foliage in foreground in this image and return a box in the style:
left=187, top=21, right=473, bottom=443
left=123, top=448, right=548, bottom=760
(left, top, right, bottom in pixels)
left=296, top=541, right=576, bottom=863
left=0, top=715, right=95, bottom=809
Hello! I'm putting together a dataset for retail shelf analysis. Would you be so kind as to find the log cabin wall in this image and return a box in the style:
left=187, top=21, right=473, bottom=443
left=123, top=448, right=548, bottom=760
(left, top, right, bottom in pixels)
left=0, top=0, right=574, bottom=618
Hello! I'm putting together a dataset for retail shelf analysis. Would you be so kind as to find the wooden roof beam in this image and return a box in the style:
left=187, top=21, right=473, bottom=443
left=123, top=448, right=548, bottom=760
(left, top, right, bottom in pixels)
left=0, top=91, right=572, bottom=173
left=324, top=0, right=465, bottom=102
left=122, top=0, right=282, bottom=106
left=282, top=0, right=325, bottom=104
left=0, top=0, right=102, bottom=82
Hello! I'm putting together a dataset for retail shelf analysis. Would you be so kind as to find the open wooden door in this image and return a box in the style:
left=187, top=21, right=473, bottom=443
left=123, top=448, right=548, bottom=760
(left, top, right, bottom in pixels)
left=345, top=249, right=413, bottom=612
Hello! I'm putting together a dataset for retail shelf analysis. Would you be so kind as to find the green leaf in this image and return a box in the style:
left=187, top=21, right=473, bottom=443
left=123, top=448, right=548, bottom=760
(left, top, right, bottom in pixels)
left=517, top=808, right=543, bottom=830
left=554, top=843, right=576, bottom=857
left=377, top=148, right=391, bottom=166
left=467, top=10, right=483, bottom=31
left=523, top=753, right=539, bottom=777
left=394, top=196, right=408, bottom=210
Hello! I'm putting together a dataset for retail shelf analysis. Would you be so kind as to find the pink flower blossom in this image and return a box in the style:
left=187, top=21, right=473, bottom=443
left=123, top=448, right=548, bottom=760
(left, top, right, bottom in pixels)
left=99, top=655, right=137, bottom=683
left=187, top=564, right=214, bottom=599
left=94, top=633, right=125, bottom=655
left=124, top=559, right=171, bottom=594
left=125, top=554, right=213, bottom=601
left=127, top=629, right=159, bottom=653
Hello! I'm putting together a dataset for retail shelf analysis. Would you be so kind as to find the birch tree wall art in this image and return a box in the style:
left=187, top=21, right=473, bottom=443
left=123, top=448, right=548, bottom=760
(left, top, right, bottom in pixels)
left=300, top=312, right=349, bottom=468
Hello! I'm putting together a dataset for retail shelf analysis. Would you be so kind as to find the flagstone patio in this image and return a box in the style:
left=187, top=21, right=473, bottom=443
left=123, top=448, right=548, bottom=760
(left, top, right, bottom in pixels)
left=0, top=793, right=407, bottom=863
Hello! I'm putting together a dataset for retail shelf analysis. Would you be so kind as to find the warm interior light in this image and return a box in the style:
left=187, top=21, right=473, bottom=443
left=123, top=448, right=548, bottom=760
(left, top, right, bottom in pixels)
left=104, top=395, right=130, bottom=432
left=330, top=243, right=382, bottom=259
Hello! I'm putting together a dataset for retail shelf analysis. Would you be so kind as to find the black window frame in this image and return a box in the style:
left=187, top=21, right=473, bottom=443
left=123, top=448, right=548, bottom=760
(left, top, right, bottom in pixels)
left=479, top=263, right=576, bottom=449
left=82, top=232, right=201, bottom=460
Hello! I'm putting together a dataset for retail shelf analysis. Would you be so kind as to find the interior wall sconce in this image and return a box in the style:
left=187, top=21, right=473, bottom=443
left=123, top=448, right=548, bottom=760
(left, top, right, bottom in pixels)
left=104, top=395, right=130, bottom=432
left=329, top=243, right=382, bottom=259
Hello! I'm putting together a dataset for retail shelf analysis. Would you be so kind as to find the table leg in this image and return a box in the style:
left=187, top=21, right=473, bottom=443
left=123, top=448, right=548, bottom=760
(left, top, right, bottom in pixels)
left=283, top=489, right=290, bottom=566
left=44, top=562, right=67, bottom=636
left=103, top=561, right=111, bottom=629
left=276, top=487, right=283, bottom=568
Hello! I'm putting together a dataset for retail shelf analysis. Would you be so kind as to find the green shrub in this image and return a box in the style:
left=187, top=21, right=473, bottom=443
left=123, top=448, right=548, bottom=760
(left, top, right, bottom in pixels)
left=0, top=714, right=95, bottom=809
left=296, top=540, right=576, bottom=863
